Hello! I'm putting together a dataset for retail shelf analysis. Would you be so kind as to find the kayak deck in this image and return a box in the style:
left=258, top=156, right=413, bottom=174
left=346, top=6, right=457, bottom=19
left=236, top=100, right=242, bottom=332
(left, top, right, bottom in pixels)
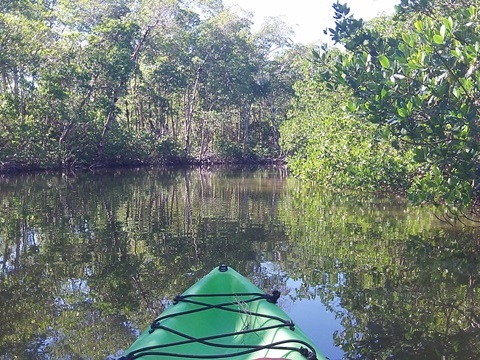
left=120, top=265, right=325, bottom=360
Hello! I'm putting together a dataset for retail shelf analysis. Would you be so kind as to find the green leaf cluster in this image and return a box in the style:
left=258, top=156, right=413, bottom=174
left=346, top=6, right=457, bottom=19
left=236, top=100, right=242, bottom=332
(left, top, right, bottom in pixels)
left=281, top=53, right=414, bottom=191
left=321, top=0, right=480, bottom=211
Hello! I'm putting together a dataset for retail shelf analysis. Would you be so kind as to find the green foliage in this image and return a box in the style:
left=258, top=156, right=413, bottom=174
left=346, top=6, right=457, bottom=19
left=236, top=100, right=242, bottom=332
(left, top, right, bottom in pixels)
left=214, top=137, right=244, bottom=160
left=0, top=0, right=299, bottom=171
left=281, top=57, right=414, bottom=191
left=322, top=1, right=480, bottom=211
left=152, top=135, right=184, bottom=162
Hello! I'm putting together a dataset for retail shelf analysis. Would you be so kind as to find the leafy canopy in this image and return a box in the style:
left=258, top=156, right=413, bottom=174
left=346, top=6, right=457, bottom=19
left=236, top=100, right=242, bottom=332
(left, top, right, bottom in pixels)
left=320, top=1, right=480, bottom=213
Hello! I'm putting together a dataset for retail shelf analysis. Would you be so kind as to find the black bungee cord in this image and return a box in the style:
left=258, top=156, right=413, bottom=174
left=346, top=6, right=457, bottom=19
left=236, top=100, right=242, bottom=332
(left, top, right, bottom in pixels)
left=119, top=291, right=318, bottom=360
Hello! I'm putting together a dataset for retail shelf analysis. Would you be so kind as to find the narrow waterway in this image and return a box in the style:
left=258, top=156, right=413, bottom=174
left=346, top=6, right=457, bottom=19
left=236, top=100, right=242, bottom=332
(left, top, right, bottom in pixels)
left=0, top=166, right=479, bottom=359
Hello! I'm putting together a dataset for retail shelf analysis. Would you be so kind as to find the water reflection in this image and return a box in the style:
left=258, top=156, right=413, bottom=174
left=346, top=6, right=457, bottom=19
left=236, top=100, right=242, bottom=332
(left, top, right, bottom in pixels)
left=0, top=166, right=479, bottom=359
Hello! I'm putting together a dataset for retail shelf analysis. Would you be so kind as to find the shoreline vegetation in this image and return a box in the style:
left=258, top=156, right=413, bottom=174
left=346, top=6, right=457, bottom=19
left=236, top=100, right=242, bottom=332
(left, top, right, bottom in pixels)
left=0, top=0, right=296, bottom=178
left=2, top=0, right=480, bottom=213
left=0, top=156, right=286, bottom=174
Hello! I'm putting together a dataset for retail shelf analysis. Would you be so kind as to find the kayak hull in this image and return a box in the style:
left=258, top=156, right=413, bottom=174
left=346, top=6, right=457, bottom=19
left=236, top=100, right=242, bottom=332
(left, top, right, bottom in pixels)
left=120, top=265, right=325, bottom=360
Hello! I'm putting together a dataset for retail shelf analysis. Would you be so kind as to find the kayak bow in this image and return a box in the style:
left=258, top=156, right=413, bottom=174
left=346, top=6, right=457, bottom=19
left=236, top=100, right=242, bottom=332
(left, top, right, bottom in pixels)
left=120, top=265, right=326, bottom=360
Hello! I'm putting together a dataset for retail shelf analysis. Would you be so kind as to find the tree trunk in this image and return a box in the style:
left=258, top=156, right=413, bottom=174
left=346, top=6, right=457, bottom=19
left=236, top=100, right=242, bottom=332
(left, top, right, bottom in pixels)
left=241, top=104, right=250, bottom=155
left=270, top=102, right=281, bottom=153
left=98, top=87, right=119, bottom=162
left=184, top=66, right=201, bottom=154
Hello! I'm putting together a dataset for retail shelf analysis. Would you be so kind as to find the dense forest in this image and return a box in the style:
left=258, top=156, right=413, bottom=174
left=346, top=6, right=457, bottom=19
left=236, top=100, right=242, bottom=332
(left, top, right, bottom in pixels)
left=0, top=0, right=301, bottom=169
left=285, top=0, right=480, bottom=215
left=1, top=0, right=480, bottom=213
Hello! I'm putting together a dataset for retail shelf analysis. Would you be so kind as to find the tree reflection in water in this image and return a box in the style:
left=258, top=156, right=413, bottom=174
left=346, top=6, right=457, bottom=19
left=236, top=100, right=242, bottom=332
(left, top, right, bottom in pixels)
left=0, top=167, right=478, bottom=359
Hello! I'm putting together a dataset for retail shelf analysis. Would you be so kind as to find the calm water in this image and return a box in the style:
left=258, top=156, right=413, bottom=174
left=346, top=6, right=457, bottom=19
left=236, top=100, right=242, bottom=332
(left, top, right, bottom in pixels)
left=0, top=166, right=479, bottom=359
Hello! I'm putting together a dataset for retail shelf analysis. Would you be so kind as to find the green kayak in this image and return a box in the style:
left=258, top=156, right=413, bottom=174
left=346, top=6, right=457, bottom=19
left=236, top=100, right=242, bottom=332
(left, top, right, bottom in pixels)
left=119, top=265, right=326, bottom=360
